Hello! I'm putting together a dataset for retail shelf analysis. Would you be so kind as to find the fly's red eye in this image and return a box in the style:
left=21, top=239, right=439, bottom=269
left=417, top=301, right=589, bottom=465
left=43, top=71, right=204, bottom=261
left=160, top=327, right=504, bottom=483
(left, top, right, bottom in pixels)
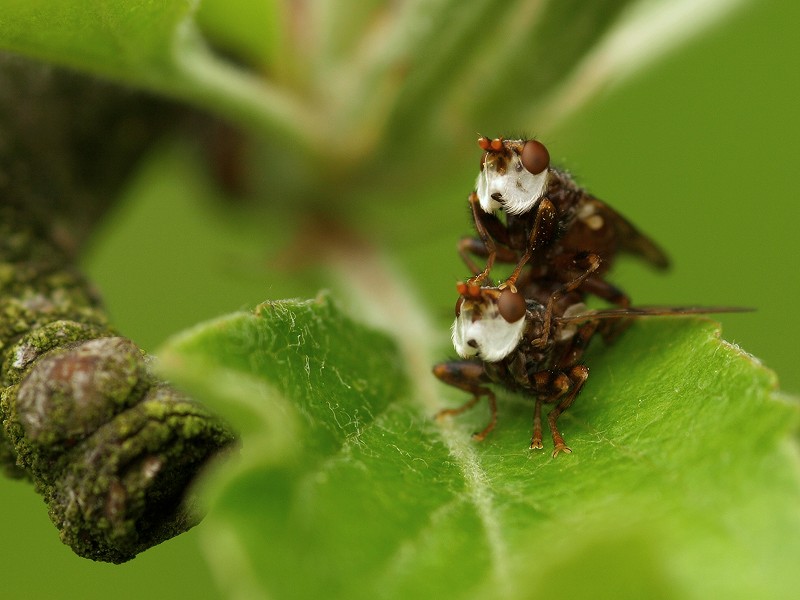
left=490, top=138, right=503, bottom=152
left=497, top=288, right=526, bottom=323
left=521, top=140, right=550, bottom=175
left=455, top=296, right=464, bottom=317
left=478, top=137, right=491, bottom=151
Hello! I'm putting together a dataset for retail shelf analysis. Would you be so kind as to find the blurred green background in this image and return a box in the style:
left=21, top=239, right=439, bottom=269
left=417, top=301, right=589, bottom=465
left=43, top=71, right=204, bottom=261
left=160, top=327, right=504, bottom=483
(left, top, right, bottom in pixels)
left=1, top=0, right=797, bottom=598
left=83, top=0, right=797, bottom=390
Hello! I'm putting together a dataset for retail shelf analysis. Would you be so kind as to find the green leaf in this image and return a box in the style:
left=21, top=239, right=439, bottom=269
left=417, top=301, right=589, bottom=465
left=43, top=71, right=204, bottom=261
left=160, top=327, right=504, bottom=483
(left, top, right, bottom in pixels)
left=0, top=0, right=191, bottom=82
left=158, top=294, right=800, bottom=600
left=1, top=1, right=747, bottom=167
left=0, top=0, right=321, bottom=149
left=195, top=0, right=282, bottom=68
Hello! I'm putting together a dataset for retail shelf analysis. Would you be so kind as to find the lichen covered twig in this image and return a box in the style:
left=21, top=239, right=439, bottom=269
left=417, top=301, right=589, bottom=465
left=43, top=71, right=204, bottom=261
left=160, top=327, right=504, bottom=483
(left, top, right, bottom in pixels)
left=0, top=55, right=236, bottom=563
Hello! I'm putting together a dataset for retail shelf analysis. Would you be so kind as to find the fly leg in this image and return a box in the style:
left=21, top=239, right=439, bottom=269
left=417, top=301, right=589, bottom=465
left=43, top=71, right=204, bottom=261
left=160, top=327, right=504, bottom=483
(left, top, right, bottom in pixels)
left=553, top=319, right=600, bottom=369
left=500, top=198, right=559, bottom=292
left=534, top=252, right=602, bottom=348
left=531, top=320, right=599, bottom=456
left=530, top=397, right=544, bottom=450
left=458, top=237, right=518, bottom=279
left=550, top=251, right=631, bottom=307
left=577, top=276, right=631, bottom=308
left=530, top=369, right=571, bottom=454
left=529, top=365, right=590, bottom=456
left=463, top=193, right=511, bottom=286
left=433, top=359, right=498, bottom=441
left=546, top=365, right=589, bottom=457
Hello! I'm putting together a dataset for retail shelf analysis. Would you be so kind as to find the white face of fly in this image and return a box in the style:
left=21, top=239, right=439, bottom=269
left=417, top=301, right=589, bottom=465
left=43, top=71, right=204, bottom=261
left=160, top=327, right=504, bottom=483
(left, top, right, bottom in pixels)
left=451, top=297, right=526, bottom=363
left=475, top=146, right=549, bottom=216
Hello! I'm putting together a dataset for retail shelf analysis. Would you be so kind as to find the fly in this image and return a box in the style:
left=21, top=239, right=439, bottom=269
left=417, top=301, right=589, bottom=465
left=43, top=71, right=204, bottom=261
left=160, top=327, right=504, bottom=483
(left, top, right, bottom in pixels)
left=434, top=278, right=749, bottom=456
left=461, top=136, right=669, bottom=307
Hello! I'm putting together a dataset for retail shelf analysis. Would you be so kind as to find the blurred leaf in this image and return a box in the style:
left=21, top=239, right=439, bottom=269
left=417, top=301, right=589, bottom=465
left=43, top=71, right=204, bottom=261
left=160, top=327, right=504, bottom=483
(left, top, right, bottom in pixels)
left=0, top=0, right=320, bottom=149
left=195, top=0, right=282, bottom=69
left=418, top=0, right=631, bottom=133
left=0, top=0, right=189, bottom=77
left=159, top=296, right=800, bottom=600
left=0, top=0, right=748, bottom=170
left=536, top=0, right=752, bottom=126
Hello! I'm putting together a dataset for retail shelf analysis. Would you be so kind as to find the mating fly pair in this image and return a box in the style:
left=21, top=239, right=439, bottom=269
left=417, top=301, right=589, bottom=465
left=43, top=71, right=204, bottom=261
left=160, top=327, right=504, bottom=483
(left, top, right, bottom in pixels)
left=434, top=137, right=744, bottom=456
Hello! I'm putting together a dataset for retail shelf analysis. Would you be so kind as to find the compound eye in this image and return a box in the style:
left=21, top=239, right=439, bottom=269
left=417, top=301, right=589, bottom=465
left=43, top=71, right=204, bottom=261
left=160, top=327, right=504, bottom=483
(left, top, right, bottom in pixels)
left=497, top=288, right=526, bottom=323
left=521, top=140, right=550, bottom=175
left=455, top=296, right=464, bottom=317
left=478, top=137, right=491, bottom=151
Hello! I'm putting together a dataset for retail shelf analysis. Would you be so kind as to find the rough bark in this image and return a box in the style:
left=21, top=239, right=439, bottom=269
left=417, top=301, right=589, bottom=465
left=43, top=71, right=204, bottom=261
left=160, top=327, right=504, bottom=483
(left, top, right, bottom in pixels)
left=0, top=54, right=236, bottom=563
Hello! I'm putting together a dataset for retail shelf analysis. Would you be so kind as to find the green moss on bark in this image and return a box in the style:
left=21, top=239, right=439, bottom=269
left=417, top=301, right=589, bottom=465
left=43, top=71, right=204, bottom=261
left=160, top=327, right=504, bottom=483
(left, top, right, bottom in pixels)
left=0, top=60, right=238, bottom=561
left=0, top=201, right=236, bottom=562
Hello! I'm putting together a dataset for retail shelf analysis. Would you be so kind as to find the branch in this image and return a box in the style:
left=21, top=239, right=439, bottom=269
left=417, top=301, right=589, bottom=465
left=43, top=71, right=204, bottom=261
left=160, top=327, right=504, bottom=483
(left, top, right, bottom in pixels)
left=0, top=56, right=236, bottom=563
